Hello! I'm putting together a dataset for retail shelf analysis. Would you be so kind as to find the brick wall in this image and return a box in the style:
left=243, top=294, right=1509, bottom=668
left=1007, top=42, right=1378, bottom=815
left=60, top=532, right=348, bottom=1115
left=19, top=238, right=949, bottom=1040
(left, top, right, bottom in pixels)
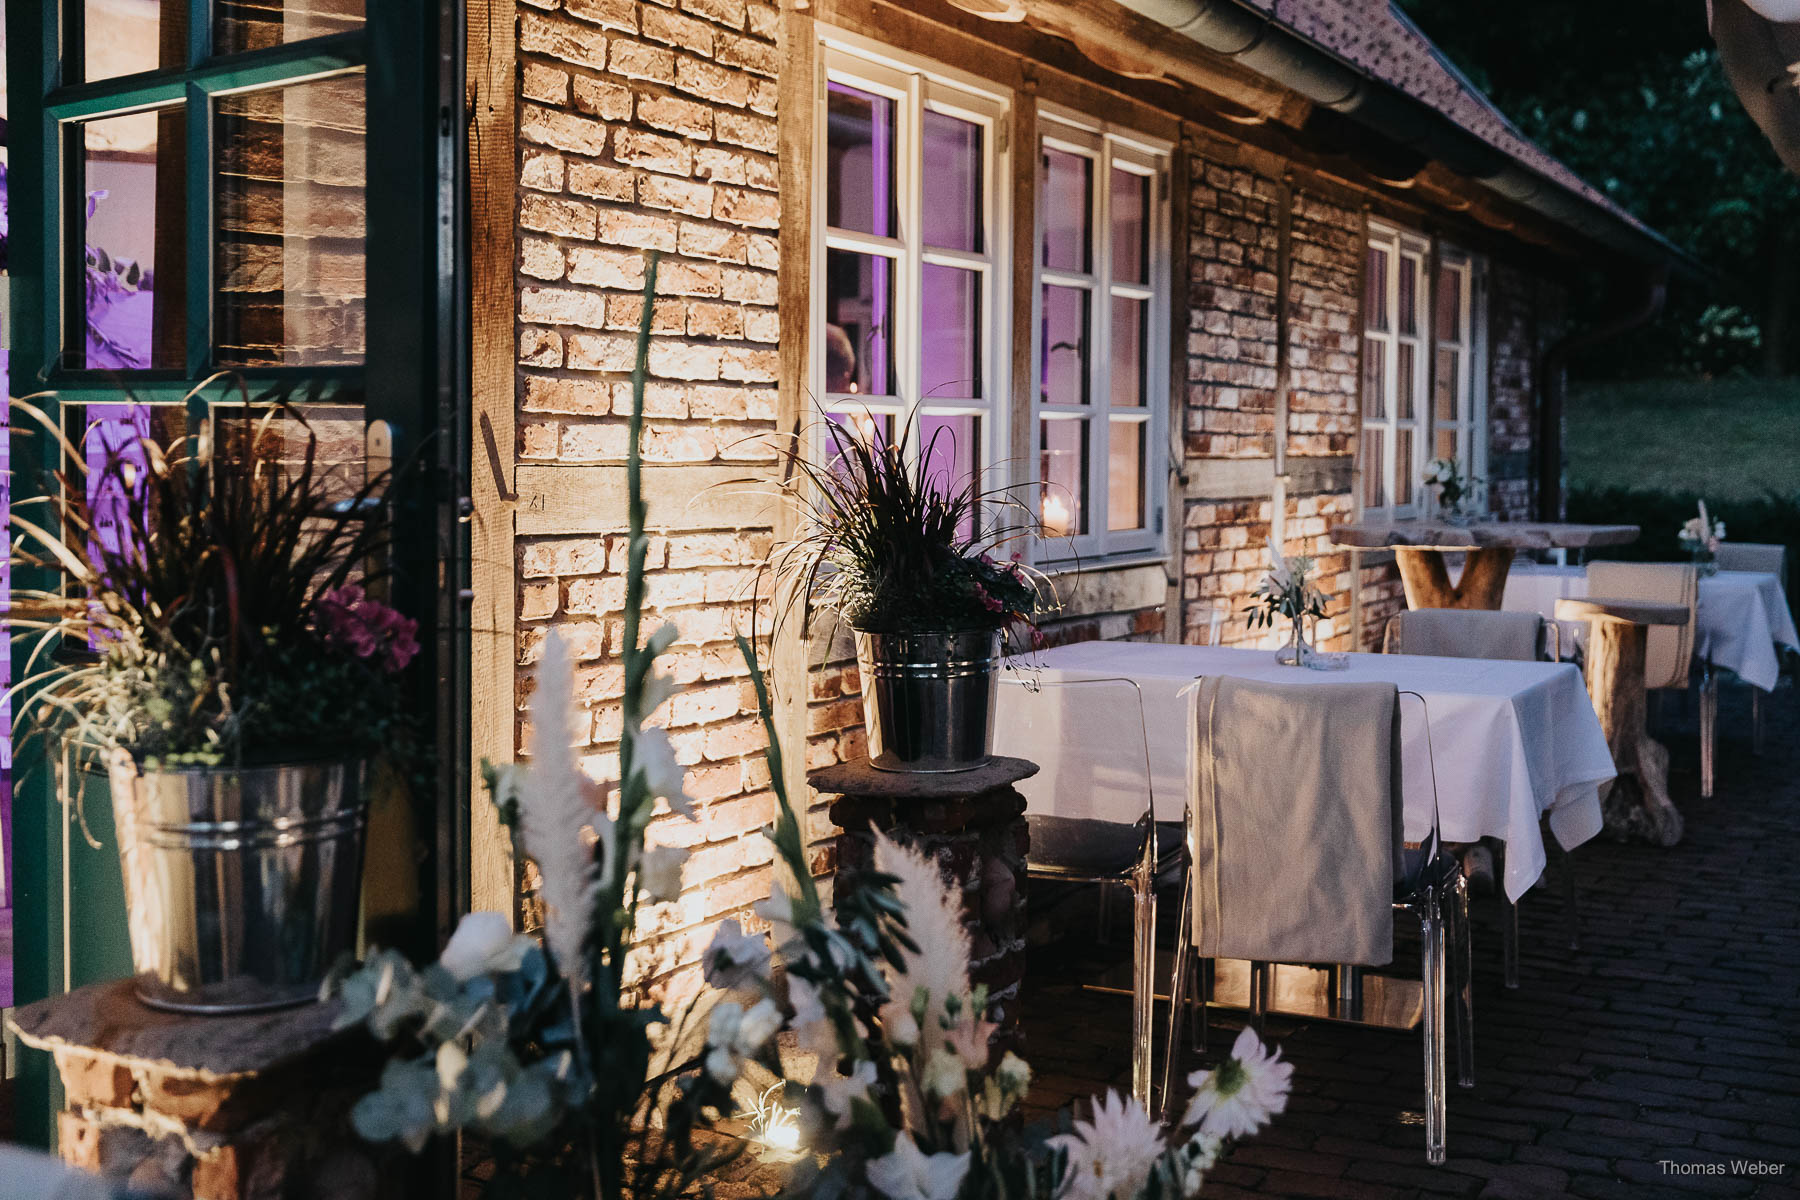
left=510, top=0, right=785, bottom=998
left=1487, top=262, right=1568, bottom=522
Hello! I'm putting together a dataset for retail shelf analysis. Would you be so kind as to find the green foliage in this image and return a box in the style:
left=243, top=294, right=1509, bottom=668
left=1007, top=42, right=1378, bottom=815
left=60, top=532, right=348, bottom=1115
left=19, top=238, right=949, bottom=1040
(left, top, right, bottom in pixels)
left=1565, top=376, right=1800, bottom=500
left=1397, top=0, right=1800, bottom=376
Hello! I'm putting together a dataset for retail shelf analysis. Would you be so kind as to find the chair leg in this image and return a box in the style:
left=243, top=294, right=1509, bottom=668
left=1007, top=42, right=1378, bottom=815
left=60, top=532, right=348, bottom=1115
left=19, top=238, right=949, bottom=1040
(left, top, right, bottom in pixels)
left=1161, top=882, right=1195, bottom=1120
left=1502, top=894, right=1520, bottom=990
left=1753, top=688, right=1765, bottom=756
left=1557, top=840, right=1582, bottom=952
left=1700, top=667, right=1717, bottom=798
left=1131, top=880, right=1156, bottom=1111
left=1451, top=873, right=1475, bottom=1089
left=1420, top=892, right=1448, bottom=1166
left=1248, top=961, right=1272, bottom=1037
left=1097, top=882, right=1114, bottom=945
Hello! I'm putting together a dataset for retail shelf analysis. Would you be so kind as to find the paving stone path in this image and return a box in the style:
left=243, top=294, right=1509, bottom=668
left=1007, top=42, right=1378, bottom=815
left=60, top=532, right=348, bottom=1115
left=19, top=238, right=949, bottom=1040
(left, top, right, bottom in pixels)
left=1019, top=681, right=1800, bottom=1199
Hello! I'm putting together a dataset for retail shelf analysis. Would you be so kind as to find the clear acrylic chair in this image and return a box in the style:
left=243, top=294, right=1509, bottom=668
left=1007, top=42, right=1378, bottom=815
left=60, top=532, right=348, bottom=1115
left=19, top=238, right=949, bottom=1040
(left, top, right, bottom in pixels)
left=1382, top=607, right=1576, bottom=987
left=1587, top=562, right=1705, bottom=790
left=1160, top=681, right=1473, bottom=1165
left=998, top=674, right=1179, bottom=1111
left=1714, top=542, right=1789, bottom=755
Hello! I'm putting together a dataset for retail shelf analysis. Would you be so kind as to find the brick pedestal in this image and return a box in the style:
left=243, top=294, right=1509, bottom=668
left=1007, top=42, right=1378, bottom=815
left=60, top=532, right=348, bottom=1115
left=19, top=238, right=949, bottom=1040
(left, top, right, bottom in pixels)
left=8, top=979, right=393, bottom=1199
left=811, top=755, right=1035, bottom=1046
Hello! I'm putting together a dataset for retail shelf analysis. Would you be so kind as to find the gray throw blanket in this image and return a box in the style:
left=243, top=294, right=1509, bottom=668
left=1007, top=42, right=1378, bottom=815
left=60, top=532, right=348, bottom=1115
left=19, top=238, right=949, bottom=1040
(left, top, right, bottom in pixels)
left=1187, top=677, right=1404, bottom=967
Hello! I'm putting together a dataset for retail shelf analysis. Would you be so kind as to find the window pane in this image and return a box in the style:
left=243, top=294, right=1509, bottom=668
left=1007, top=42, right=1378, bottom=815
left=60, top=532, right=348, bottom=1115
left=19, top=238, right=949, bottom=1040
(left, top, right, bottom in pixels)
left=85, top=0, right=187, bottom=82
left=826, top=409, right=892, bottom=464
left=1436, top=263, right=1463, bottom=342
left=921, top=264, right=982, bottom=401
left=1040, top=285, right=1089, bottom=407
left=216, top=0, right=366, bottom=54
left=920, top=413, right=981, bottom=539
left=922, top=110, right=983, bottom=253
left=1434, top=426, right=1459, bottom=462
left=1041, top=147, right=1092, bottom=273
left=1111, top=168, right=1148, bottom=285
left=1434, top=348, right=1460, bottom=423
left=1362, top=428, right=1385, bottom=509
left=1365, top=246, right=1389, bottom=333
left=1398, top=254, right=1419, bottom=337
left=1396, top=342, right=1416, bottom=420
left=1110, top=295, right=1145, bottom=408
left=824, top=249, right=896, bottom=397
left=826, top=83, right=896, bottom=238
left=1393, top=428, right=1414, bottom=507
left=1039, top=418, right=1087, bottom=537
left=79, top=107, right=187, bottom=369
left=1107, top=420, right=1145, bottom=532
left=215, top=74, right=367, bottom=367
left=1362, top=338, right=1386, bottom=419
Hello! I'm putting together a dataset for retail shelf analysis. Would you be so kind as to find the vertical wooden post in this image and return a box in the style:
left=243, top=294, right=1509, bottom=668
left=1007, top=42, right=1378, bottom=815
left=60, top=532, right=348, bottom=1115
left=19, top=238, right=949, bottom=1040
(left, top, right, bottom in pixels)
left=466, top=0, right=519, bottom=919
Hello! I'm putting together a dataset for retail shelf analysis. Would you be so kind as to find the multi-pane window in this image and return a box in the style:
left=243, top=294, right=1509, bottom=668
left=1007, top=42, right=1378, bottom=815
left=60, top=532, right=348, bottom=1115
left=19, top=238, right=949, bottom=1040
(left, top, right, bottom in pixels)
left=1361, top=226, right=1485, bottom=517
left=812, top=40, right=1171, bottom=566
left=1034, top=112, right=1169, bottom=560
left=817, top=45, right=1008, bottom=497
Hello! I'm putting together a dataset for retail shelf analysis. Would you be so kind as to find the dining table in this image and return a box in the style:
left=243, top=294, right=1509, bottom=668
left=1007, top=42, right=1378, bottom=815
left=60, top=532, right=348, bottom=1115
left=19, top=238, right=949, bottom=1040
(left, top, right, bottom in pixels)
left=1330, top=519, right=1641, bottom=610
left=1503, top=563, right=1799, bottom=691
left=993, top=639, right=1617, bottom=906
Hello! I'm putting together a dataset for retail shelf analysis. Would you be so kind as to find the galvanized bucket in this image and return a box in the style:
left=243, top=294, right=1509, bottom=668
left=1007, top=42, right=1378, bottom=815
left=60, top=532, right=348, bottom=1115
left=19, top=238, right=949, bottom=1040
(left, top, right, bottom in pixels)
left=854, top=629, right=1001, bottom=773
left=106, top=754, right=369, bottom=1013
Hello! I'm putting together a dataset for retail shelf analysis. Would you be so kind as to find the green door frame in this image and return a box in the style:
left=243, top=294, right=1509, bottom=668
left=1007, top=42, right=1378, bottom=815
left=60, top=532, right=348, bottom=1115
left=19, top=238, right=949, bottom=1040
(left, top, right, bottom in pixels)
left=4, top=0, right=467, bottom=1148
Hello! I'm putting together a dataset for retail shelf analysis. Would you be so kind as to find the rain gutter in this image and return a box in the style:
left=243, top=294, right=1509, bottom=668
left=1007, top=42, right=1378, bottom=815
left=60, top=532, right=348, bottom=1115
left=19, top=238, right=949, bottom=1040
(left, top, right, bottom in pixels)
left=1110, top=0, right=1699, bottom=274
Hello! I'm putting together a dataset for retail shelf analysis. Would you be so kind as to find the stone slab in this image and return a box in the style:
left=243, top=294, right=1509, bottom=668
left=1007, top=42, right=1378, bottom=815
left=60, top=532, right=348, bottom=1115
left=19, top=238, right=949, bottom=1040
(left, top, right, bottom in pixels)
left=1330, top=520, right=1640, bottom=551
left=809, top=755, right=1038, bottom=800
left=1555, top=596, right=1690, bottom=627
left=8, top=977, right=350, bottom=1083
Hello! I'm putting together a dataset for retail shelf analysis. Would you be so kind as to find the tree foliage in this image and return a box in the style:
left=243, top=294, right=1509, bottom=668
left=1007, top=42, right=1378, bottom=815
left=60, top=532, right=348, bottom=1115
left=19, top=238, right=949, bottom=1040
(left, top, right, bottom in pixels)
left=1398, top=0, right=1800, bottom=376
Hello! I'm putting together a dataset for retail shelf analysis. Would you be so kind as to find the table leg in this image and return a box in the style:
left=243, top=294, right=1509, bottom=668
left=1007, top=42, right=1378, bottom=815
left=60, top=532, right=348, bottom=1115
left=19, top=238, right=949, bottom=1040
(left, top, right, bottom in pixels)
left=1395, top=547, right=1514, bottom=610
left=1585, top=617, right=1684, bottom=846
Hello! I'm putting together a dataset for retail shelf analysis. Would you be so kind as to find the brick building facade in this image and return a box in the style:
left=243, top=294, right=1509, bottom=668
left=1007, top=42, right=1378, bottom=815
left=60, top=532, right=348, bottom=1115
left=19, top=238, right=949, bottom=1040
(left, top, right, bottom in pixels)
left=489, top=0, right=1662, bottom=995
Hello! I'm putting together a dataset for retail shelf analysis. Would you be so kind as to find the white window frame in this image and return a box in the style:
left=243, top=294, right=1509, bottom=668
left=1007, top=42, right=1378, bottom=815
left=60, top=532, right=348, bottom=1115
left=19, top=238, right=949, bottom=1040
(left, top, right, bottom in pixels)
left=1429, top=248, right=1488, bottom=495
left=1361, top=223, right=1432, bottom=519
left=1032, top=106, right=1171, bottom=563
left=810, top=36, right=1012, bottom=494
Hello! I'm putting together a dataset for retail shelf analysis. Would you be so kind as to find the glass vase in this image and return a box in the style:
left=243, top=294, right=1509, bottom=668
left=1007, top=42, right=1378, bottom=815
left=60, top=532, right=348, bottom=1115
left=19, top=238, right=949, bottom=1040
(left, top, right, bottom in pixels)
left=1275, top=615, right=1311, bottom=667
left=1691, top=546, right=1718, bottom=577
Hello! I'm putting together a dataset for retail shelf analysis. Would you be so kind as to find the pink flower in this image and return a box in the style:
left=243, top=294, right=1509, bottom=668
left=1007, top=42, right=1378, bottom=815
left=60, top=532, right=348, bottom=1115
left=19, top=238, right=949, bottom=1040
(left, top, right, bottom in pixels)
left=316, top=584, right=420, bottom=672
left=974, top=583, right=1004, bottom=614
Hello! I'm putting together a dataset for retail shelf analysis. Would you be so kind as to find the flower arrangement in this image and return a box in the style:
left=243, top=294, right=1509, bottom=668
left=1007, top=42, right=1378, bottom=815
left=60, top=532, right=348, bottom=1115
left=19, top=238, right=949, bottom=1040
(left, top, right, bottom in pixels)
left=1422, top=457, right=1481, bottom=520
left=336, top=260, right=1290, bottom=1199
left=6, top=386, right=416, bottom=767
left=1678, top=500, right=1726, bottom=556
left=766, top=414, right=1049, bottom=637
left=1245, top=539, right=1329, bottom=667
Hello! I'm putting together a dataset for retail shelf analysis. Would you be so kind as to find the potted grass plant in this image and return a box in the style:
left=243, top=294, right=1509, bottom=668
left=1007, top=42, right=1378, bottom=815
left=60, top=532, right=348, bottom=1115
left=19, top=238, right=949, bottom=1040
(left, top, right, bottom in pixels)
left=768, top=417, right=1048, bottom=773
left=6, top=386, right=416, bottom=1012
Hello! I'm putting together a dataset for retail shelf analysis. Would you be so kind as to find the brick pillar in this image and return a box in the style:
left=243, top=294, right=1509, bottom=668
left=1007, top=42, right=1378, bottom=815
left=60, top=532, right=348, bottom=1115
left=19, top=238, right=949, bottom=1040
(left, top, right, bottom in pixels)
left=8, top=979, right=393, bottom=1200
left=811, top=756, right=1034, bottom=1047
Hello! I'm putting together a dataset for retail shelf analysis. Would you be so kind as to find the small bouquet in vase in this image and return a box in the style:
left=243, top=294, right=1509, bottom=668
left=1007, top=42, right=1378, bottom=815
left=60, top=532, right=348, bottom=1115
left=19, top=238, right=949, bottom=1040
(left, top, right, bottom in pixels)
left=1246, top=538, right=1329, bottom=667
left=1422, top=457, right=1481, bottom=524
left=1678, top=501, right=1725, bottom=576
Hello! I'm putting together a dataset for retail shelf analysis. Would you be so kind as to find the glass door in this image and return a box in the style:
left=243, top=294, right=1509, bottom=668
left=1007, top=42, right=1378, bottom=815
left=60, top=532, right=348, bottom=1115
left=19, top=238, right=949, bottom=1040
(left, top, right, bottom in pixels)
left=5, top=0, right=458, bottom=1144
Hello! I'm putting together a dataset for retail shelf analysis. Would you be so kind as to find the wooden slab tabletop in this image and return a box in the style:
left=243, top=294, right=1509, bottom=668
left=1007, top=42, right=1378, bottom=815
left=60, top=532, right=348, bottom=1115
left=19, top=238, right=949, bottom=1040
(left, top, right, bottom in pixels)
left=1330, top=520, right=1641, bottom=552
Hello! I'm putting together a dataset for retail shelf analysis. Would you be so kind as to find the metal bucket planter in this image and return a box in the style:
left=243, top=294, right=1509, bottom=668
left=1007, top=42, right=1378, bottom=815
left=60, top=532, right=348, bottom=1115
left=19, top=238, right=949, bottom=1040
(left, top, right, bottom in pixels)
left=854, top=629, right=1002, bottom=773
left=105, top=754, right=369, bottom=1013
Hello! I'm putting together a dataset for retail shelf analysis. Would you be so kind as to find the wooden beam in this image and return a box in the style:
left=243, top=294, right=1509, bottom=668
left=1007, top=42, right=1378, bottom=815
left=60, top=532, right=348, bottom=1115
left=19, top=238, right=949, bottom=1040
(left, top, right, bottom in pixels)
left=513, top=465, right=779, bottom=536
left=466, top=0, right=518, bottom=921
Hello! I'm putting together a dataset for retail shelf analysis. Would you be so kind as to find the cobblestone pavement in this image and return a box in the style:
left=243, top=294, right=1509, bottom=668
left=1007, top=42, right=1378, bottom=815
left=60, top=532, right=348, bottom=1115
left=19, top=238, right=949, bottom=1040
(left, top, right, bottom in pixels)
left=1018, top=682, right=1800, bottom=1199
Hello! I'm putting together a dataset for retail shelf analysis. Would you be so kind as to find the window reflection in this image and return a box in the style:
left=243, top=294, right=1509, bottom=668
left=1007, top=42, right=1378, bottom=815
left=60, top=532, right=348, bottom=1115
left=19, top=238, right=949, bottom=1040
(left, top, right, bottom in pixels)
left=85, top=0, right=186, bottom=83
left=80, top=108, right=188, bottom=369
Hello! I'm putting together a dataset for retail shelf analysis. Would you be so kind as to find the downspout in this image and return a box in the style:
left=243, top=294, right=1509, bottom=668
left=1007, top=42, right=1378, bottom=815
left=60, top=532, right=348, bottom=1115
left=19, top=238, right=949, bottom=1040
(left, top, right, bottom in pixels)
left=1534, top=264, right=1670, bottom=520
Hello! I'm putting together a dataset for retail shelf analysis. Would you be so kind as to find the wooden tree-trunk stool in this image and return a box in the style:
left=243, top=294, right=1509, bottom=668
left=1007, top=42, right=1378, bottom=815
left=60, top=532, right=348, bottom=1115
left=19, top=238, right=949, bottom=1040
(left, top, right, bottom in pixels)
left=6, top=978, right=394, bottom=1199
left=809, top=756, right=1034, bottom=1051
left=1556, top=596, right=1691, bottom=847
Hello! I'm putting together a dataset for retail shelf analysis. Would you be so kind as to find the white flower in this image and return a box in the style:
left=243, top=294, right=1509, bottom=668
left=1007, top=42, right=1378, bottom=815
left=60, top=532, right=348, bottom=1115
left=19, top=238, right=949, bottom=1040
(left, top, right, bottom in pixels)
left=866, top=1132, right=970, bottom=1200
left=818, top=1059, right=878, bottom=1128
left=632, top=726, right=694, bottom=816
left=437, top=912, right=530, bottom=982
left=702, top=918, right=772, bottom=991
left=519, top=632, right=602, bottom=981
left=920, top=1048, right=966, bottom=1100
left=874, top=834, right=971, bottom=1060
left=1050, top=1090, right=1168, bottom=1200
left=995, top=1050, right=1032, bottom=1098
left=1175, top=1133, right=1222, bottom=1197
left=787, top=974, right=839, bottom=1062
left=639, top=845, right=685, bottom=904
left=756, top=882, right=801, bottom=957
left=1182, top=1027, right=1294, bottom=1140
left=879, top=998, right=920, bottom=1048
left=704, top=997, right=784, bottom=1086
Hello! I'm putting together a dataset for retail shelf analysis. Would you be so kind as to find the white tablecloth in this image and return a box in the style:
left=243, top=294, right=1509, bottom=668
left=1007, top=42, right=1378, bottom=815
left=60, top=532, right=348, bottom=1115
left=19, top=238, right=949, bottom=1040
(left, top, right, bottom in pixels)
left=993, top=641, right=1616, bottom=903
left=1503, top=565, right=1798, bottom=691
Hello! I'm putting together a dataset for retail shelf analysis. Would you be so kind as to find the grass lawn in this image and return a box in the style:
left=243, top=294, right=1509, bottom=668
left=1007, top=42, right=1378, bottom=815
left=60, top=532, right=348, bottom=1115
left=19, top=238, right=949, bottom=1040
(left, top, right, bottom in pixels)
left=1566, top=376, right=1800, bottom=499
